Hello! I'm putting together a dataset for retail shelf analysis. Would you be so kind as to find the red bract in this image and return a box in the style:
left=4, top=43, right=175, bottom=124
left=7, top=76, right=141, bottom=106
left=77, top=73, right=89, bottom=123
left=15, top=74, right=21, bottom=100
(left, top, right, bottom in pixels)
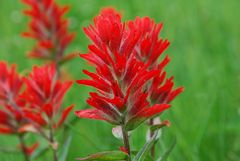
left=128, top=17, right=184, bottom=105
left=128, top=17, right=169, bottom=68
left=22, top=0, right=75, bottom=64
left=75, top=8, right=173, bottom=131
left=22, top=64, right=73, bottom=128
left=0, top=61, right=26, bottom=134
left=83, top=8, right=140, bottom=58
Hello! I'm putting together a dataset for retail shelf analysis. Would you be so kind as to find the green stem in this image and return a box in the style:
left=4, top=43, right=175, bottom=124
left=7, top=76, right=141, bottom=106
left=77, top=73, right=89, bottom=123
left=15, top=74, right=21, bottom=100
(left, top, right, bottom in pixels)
left=56, top=63, right=61, bottom=79
left=149, top=118, right=155, bottom=159
left=121, top=125, right=131, bottom=161
left=49, top=125, right=58, bottom=161
left=18, top=134, right=30, bottom=161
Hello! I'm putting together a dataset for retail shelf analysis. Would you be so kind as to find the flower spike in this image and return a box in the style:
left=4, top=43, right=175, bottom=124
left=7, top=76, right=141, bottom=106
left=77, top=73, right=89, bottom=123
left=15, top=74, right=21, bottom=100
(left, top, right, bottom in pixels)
left=22, top=64, right=73, bottom=128
left=75, top=8, right=181, bottom=131
left=22, top=0, right=75, bottom=64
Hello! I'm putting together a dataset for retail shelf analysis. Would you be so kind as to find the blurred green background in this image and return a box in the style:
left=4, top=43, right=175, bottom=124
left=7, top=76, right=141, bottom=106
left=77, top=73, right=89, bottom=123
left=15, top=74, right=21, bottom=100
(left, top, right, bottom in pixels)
left=0, top=0, right=240, bottom=160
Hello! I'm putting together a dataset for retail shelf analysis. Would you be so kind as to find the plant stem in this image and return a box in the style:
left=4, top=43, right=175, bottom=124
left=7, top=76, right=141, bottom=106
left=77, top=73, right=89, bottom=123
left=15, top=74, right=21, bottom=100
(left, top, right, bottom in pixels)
left=18, top=134, right=30, bottom=161
left=121, top=125, right=131, bottom=161
left=56, top=63, right=61, bottom=79
left=149, top=118, right=155, bottom=159
left=49, top=125, right=58, bottom=161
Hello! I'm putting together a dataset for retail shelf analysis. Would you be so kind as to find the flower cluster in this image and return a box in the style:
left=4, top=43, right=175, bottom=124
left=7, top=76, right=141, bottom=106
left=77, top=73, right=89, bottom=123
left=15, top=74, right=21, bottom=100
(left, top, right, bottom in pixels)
left=0, top=61, right=25, bottom=134
left=0, top=62, right=39, bottom=156
left=0, top=62, right=73, bottom=157
left=22, top=0, right=75, bottom=64
left=0, top=1, right=184, bottom=160
left=22, top=64, right=74, bottom=130
left=76, top=8, right=183, bottom=131
left=0, top=1, right=76, bottom=160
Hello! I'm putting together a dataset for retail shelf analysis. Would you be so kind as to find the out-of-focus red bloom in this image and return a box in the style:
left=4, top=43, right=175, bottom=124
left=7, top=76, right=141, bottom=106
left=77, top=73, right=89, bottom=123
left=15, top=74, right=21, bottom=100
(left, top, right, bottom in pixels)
left=0, top=61, right=26, bottom=134
left=0, top=62, right=40, bottom=156
left=22, top=64, right=73, bottom=128
left=22, top=0, right=75, bottom=64
left=75, top=8, right=175, bottom=131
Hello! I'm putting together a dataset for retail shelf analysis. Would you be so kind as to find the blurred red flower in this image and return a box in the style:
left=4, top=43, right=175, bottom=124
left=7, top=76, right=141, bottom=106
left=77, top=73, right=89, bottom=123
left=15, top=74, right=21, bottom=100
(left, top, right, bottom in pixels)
left=0, top=61, right=26, bottom=134
left=22, top=64, right=73, bottom=129
left=75, top=8, right=182, bottom=131
left=22, top=0, right=75, bottom=64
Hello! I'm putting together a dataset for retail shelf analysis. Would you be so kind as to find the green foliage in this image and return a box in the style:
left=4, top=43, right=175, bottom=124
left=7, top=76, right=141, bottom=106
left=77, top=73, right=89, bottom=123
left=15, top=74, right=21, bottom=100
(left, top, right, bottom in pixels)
left=157, top=138, right=176, bottom=161
left=0, top=0, right=240, bottom=161
left=133, top=132, right=158, bottom=161
left=76, top=151, right=128, bottom=161
left=59, top=135, right=72, bottom=161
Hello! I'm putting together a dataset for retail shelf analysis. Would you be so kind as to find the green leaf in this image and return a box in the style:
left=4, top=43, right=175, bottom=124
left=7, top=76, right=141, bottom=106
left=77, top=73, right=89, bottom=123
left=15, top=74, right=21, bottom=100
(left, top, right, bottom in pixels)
left=131, top=151, right=154, bottom=161
left=133, top=132, right=158, bottom=161
left=30, top=145, right=49, bottom=160
left=76, top=151, right=128, bottom=161
left=157, top=138, right=176, bottom=161
left=59, top=135, right=72, bottom=161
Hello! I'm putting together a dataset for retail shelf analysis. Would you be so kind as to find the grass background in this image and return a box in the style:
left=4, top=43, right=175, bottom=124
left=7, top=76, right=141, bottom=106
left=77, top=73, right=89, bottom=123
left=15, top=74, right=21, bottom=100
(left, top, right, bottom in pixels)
left=0, top=0, right=240, bottom=160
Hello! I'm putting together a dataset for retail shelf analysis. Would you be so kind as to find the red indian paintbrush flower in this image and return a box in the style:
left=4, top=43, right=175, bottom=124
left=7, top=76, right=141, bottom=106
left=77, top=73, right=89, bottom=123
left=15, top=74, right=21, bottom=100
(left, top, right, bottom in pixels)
left=22, top=64, right=73, bottom=129
left=75, top=8, right=175, bottom=131
left=22, top=0, right=75, bottom=64
left=0, top=61, right=26, bottom=134
left=0, top=61, right=38, bottom=155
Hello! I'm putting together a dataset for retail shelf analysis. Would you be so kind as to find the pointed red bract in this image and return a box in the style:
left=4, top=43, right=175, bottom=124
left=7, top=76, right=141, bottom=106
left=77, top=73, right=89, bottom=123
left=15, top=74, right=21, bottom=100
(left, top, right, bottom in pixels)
left=57, top=105, right=74, bottom=127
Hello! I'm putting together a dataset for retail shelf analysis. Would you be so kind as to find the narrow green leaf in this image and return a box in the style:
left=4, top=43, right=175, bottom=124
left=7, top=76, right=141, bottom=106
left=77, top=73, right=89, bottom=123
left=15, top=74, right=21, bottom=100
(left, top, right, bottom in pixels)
left=30, top=145, right=49, bottom=160
left=133, top=132, right=158, bottom=161
left=59, top=135, right=72, bottom=161
left=157, top=138, right=176, bottom=161
left=76, top=151, right=128, bottom=161
left=131, top=150, right=154, bottom=161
